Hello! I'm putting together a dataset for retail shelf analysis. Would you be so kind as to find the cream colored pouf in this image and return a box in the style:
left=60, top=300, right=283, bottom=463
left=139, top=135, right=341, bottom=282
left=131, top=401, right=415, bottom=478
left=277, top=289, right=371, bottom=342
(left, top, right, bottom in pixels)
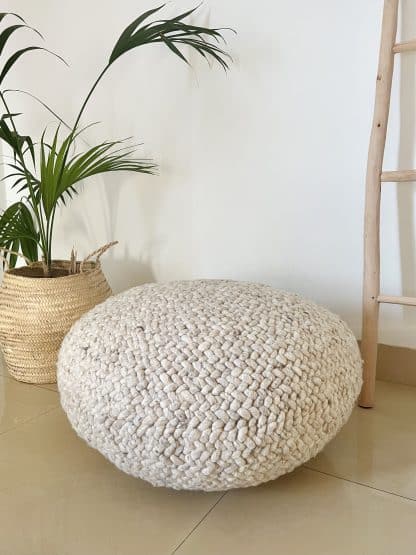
left=58, top=280, right=362, bottom=491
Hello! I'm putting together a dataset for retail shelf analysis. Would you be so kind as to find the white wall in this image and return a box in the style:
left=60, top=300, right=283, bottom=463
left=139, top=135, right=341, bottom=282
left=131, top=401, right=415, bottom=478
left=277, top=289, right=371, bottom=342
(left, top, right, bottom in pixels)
left=2, top=0, right=416, bottom=347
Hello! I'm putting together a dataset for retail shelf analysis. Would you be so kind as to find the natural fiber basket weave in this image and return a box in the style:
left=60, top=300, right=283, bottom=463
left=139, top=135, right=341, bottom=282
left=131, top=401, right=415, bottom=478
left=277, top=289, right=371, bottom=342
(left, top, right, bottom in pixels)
left=0, top=244, right=114, bottom=384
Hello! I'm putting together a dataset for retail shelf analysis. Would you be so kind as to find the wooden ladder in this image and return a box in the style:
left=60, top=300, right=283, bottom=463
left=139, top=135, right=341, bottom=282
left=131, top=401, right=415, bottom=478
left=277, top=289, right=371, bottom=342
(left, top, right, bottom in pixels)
left=360, top=0, right=416, bottom=408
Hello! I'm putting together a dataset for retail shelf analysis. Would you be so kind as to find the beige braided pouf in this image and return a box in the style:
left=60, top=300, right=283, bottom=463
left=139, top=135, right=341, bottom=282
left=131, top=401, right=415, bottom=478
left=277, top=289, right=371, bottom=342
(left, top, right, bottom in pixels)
left=57, top=280, right=362, bottom=491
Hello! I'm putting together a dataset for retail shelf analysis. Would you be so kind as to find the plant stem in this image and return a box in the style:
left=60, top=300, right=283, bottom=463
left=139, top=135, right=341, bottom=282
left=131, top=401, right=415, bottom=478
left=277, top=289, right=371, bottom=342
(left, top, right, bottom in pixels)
left=73, top=65, right=110, bottom=133
left=45, top=65, right=110, bottom=272
left=55, top=66, right=110, bottom=189
left=0, top=91, right=48, bottom=269
left=47, top=205, right=56, bottom=267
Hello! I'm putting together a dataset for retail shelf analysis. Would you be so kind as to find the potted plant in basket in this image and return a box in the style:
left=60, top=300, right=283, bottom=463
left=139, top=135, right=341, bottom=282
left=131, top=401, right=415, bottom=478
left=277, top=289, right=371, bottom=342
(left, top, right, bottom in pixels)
left=0, top=5, right=232, bottom=384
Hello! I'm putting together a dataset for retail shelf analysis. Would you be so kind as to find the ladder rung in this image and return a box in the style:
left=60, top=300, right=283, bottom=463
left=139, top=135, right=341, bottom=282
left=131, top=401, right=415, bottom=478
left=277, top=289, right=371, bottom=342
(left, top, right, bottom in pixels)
left=393, top=40, right=416, bottom=53
left=378, top=295, right=416, bottom=306
left=381, top=170, right=416, bottom=182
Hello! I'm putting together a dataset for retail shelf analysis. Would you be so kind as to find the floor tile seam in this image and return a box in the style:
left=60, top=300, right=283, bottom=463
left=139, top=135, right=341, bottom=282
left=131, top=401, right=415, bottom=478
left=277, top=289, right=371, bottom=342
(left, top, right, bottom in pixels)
left=0, top=405, right=60, bottom=438
left=170, top=492, right=228, bottom=555
left=304, top=465, right=416, bottom=503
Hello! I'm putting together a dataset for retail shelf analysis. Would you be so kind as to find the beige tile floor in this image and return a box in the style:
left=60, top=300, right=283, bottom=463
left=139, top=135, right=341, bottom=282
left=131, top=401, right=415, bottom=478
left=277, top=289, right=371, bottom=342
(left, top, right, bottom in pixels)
left=1, top=359, right=416, bottom=555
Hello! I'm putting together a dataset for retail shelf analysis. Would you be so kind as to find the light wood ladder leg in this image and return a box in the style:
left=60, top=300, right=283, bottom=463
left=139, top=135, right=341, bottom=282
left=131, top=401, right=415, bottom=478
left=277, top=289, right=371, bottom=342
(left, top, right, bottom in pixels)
left=359, top=0, right=399, bottom=408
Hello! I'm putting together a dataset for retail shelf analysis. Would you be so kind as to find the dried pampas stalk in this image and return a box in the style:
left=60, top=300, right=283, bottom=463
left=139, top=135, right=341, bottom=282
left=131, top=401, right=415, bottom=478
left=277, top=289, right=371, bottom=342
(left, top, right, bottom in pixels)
left=69, top=248, right=77, bottom=275
left=42, top=258, right=51, bottom=277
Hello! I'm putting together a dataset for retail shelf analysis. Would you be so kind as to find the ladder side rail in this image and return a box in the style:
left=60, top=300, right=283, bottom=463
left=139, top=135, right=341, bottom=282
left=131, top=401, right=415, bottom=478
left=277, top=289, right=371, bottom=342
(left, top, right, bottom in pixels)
left=360, top=0, right=399, bottom=408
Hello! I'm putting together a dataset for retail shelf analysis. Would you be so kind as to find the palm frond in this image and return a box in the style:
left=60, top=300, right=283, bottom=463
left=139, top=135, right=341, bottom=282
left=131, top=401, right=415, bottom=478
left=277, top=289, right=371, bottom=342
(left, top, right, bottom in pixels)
left=0, top=47, right=67, bottom=85
left=2, top=164, right=39, bottom=196
left=0, top=13, right=24, bottom=25
left=4, top=89, right=72, bottom=130
left=38, top=127, right=155, bottom=217
left=0, top=201, right=39, bottom=267
left=0, top=115, right=35, bottom=163
left=0, top=7, right=233, bottom=274
left=108, top=4, right=232, bottom=70
left=0, top=23, right=43, bottom=57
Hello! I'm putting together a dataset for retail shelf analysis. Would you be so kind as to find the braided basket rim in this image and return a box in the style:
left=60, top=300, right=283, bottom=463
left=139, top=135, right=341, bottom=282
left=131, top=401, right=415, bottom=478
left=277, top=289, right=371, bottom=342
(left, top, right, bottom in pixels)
left=4, top=260, right=101, bottom=282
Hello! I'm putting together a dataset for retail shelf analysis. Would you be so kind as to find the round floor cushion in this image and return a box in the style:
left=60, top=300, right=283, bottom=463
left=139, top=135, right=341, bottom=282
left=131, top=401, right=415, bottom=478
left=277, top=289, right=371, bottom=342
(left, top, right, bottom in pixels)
left=58, top=280, right=362, bottom=491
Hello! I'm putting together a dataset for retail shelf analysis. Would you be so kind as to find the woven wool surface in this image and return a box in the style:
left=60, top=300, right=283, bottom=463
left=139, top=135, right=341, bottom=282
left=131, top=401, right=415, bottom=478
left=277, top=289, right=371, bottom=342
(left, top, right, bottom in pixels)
left=58, top=280, right=362, bottom=491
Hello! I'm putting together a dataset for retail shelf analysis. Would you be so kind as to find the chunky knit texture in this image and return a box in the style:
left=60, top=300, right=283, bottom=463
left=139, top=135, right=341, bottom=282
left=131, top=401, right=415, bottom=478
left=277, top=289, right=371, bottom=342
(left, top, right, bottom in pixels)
left=58, top=280, right=362, bottom=491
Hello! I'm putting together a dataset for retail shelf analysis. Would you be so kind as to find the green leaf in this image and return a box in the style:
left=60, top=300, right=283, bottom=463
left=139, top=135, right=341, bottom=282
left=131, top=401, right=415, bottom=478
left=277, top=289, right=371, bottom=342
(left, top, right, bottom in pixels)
left=1, top=112, right=22, bottom=119
left=0, top=117, right=36, bottom=164
left=2, top=160, right=40, bottom=204
left=109, top=4, right=165, bottom=64
left=0, top=46, right=68, bottom=85
left=0, top=24, right=43, bottom=58
left=0, top=13, right=25, bottom=25
left=0, top=201, right=39, bottom=267
left=169, top=5, right=200, bottom=23
left=0, top=25, right=26, bottom=57
left=36, top=126, right=156, bottom=217
left=9, top=238, right=18, bottom=268
left=161, top=38, right=189, bottom=64
left=4, top=89, right=72, bottom=129
left=107, top=4, right=232, bottom=70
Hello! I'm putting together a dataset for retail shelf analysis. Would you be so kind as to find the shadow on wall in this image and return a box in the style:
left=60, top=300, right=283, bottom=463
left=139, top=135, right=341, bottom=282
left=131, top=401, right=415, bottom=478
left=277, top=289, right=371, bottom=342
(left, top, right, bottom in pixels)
left=398, top=0, right=416, bottom=313
left=104, top=254, right=155, bottom=294
left=80, top=169, right=159, bottom=294
left=96, top=171, right=160, bottom=293
left=58, top=166, right=161, bottom=293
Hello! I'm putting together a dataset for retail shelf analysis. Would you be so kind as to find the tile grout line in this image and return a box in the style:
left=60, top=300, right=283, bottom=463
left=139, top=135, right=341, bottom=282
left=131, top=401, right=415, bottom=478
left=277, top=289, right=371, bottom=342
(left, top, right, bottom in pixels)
left=0, top=405, right=60, bottom=438
left=170, top=492, right=228, bottom=555
left=305, top=465, right=416, bottom=503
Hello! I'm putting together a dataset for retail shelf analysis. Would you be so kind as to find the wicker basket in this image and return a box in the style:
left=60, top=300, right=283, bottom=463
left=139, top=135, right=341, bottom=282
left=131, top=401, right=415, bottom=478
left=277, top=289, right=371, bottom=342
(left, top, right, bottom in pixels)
left=0, top=243, right=115, bottom=384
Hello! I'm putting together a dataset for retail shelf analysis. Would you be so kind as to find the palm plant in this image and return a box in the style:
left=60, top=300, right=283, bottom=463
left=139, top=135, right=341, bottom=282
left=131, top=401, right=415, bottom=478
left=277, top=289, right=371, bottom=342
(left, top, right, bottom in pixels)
left=0, top=5, right=231, bottom=275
